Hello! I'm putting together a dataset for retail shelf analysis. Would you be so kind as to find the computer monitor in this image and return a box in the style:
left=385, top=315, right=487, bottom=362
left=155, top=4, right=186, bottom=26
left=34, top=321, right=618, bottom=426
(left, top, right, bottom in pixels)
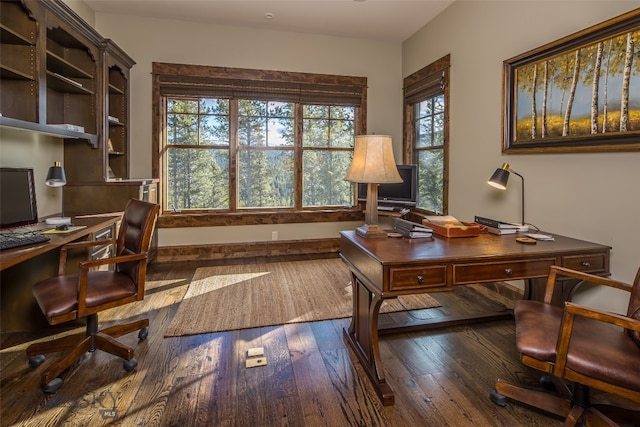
left=0, top=167, right=39, bottom=229
left=357, top=164, right=418, bottom=207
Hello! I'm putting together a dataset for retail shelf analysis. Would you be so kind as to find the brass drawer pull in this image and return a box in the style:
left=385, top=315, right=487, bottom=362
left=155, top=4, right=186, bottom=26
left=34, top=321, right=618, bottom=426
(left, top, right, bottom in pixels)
left=504, top=268, right=513, bottom=276
left=581, top=261, right=591, bottom=268
left=417, top=275, right=424, bottom=284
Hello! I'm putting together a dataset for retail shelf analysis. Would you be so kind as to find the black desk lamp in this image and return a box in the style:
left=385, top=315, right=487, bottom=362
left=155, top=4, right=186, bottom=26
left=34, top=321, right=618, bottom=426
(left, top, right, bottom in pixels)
left=487, top=163, right=528, bottom=231
left=45, top=161, right=71, bottom=226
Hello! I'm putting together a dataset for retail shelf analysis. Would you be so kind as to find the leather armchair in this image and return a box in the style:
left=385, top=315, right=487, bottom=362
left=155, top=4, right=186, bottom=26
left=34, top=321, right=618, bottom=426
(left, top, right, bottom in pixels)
left=491, top=265, right=640, bottom=426
left=26, top=199, right=160, bottom=393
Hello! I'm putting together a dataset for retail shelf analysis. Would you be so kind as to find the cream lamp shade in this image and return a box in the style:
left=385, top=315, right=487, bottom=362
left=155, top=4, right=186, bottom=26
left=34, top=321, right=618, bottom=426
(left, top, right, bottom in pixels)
left=344, top=135, right=402, bottom=184
left=344, top=135, right=402, bottom=238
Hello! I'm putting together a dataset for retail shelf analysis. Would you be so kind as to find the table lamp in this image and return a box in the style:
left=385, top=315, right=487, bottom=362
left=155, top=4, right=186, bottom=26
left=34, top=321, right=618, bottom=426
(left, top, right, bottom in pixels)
left=45, top=161, right=71, bottom=225
left=487, top=162, right=528, bottom=231
left=344, top=135, right=402, bottom=238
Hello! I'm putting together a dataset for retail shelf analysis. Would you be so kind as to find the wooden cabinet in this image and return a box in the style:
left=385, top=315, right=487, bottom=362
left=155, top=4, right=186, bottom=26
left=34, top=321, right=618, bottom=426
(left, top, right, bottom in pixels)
left=103, top=40, right=135, bottom=181
left=65, top=180, right=158, bottom=214
left=0, top=0, right=135, bottom=175
left=61, top=36, right=136, bottom=183
left=0, top=0, right=100, bottom=146
left=0, top=1, right=155, bottom=220
left=0, top=1, right=38, bottom=123
left=44, top=8, right=100, bottom=138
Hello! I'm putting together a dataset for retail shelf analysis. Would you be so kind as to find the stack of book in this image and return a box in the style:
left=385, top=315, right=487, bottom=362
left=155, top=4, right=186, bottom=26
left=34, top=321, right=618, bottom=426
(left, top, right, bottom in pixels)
left=474, top=216, right=525, bottom=235
left=393, top=218, right=433, bottom=238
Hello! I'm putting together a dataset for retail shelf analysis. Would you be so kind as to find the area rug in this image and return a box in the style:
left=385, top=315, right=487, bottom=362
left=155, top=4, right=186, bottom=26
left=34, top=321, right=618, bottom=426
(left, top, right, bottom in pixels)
left=164, top=258, right=440, bottom=337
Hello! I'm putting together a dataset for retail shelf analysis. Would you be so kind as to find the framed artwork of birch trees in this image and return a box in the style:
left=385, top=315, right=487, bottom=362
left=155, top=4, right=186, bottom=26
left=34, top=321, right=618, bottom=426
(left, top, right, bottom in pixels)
left=503, top=9, right=640, bottom=153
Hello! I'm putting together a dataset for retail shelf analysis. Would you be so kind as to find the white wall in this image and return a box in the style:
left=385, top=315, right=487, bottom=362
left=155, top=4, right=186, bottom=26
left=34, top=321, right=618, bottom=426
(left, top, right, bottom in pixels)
left=404, top=1, right=640, bottom=312
left=0, top=129, right=65, bottom=218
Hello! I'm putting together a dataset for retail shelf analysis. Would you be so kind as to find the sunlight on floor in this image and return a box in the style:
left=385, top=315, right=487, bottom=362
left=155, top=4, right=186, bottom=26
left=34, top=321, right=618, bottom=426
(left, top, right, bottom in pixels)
left=184, top=272, right=271, bottom=299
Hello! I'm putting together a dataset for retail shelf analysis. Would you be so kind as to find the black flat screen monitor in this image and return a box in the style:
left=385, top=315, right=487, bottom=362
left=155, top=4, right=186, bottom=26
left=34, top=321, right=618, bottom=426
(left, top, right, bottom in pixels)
left=0, top=167, right=39, bottom=229
left=357, top=164, right=418, bottom=207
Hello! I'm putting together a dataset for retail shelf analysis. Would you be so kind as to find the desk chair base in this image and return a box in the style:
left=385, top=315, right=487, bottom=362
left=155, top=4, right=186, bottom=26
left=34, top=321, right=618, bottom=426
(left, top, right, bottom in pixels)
left=491, top=378, right=640, bottom=427
left=26, top=313, right=149, bottom=393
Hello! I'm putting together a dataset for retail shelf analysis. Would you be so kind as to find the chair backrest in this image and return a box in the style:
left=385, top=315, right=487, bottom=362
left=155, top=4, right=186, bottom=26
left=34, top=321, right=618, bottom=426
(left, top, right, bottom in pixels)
left=115, top=199, right=160, bottom=282
left=627, top=267, right=640, bottom=346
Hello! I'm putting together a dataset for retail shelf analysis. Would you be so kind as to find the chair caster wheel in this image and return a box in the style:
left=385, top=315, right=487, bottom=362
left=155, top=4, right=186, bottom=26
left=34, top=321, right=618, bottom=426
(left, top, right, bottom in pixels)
left=138, top=327, right=149, bottom=341
left=490, top=389, right=507, bottom=407
left=123, top=358, right=137, bottom=372
left=540, top=375, right=556, bottom=391
left=28, top=354, right=46, bottom=368
left=43, top=378, right=63, bottom=393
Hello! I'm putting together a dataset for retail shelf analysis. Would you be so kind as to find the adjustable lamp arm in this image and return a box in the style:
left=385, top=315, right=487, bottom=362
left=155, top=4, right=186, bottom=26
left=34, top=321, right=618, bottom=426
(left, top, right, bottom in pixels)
left=510, top=169, right=525, bottom=227
left=487, top=163, right=526, bottom=227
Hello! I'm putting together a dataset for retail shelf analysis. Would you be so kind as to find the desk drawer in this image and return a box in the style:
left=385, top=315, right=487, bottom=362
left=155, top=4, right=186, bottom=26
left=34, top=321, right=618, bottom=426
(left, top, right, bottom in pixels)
left=389, top=265, right=448, bottom=291
left=561, top=254, right=606, bottom=273
left=89, top=224, right=116, bottom=270
left=453, top=258, right=555, bottom=284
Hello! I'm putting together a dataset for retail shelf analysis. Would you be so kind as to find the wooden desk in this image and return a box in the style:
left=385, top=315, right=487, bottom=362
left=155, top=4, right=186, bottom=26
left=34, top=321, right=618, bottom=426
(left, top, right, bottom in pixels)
left=1, top=214, right=121, bottom=334
left=339, top=230, right=611, bottom=406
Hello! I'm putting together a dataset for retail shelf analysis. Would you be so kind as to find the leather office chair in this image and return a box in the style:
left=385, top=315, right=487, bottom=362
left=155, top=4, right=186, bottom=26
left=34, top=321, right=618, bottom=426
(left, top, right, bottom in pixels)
left=26, top=199, right=160, bottom=393
left=490, top=265, right=640, bottom=426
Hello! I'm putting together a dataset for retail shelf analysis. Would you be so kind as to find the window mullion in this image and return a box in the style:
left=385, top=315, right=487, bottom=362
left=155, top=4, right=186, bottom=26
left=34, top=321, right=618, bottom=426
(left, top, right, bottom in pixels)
left=229, top=99, right=239, bottom=211
left=293, top=103, right=303, bottom=210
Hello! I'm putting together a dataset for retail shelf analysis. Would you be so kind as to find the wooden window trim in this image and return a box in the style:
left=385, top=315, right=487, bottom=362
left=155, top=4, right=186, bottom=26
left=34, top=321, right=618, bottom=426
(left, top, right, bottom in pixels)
left=152, top=62, right=367, bottom=226
left=403, top=55, right=450, bottom=215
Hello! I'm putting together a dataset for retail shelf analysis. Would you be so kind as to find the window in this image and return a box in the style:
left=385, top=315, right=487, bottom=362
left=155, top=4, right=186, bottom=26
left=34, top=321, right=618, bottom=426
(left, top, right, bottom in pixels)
left=403, top=55, right=450, bottom=215
left=153, top=63, right=366, bottom=215
left=166, top=98, right=230, bottom=210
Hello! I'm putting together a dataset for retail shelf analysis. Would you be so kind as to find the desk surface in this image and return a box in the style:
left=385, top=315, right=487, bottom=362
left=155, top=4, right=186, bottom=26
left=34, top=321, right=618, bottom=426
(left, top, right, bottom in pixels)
left=340, top=230, right=611, bottom=266
left=0, top=214, right=121, bottom=271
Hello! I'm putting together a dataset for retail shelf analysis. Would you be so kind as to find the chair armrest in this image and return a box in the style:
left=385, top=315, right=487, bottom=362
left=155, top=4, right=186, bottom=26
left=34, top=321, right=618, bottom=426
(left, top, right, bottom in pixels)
left=58, top=239, right=118, bottom=274
left=61, top=238, right=117, bottom=251
left=78, top=252, right=148, bottom=271
left=75, top=252, right=149, bottom=314
left=552, top=301, right=640, bottom=377
left=565, top=301, right=640, bottom=331
left=542, top=265, right=632, bottom=304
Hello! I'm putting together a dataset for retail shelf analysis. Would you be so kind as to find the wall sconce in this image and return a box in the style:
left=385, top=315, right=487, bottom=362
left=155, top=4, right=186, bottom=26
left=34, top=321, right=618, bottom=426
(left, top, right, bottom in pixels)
left=344, top=135, right=402, bottom=238
left=44, top=161, right=71, bottom=225
left=487, top=162, right=528, bottom=231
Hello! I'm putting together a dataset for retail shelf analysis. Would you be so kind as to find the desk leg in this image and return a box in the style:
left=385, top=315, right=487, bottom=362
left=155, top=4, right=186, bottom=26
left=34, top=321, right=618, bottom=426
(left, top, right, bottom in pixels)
left=343, top=272, right=395, bottom=406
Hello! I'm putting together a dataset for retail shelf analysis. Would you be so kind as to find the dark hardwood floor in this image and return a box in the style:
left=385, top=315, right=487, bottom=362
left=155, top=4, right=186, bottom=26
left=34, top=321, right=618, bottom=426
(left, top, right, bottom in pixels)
left=1, top=258, right=633, bottom=426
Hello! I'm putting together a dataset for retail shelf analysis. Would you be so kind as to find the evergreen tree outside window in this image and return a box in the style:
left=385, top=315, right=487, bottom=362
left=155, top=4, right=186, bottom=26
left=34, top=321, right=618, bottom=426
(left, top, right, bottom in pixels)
left=154, top=63, right=366, bottom=214
left=403, top=55, right=450, bottom=215
left=166, top=98, right=229, bottom=211
left=238, top=100, right=295, bottom=208
left=303, top=105, right=355, bottom=207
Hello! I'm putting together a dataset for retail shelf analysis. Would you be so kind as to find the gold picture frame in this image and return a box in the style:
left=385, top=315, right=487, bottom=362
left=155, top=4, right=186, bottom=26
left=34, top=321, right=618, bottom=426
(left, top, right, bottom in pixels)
left=503, top=8, right=640, bottom=153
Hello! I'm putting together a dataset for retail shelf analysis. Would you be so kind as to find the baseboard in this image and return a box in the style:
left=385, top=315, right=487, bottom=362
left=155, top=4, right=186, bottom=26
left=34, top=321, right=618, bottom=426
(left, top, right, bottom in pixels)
left=157, top=237, right=341, bottom=263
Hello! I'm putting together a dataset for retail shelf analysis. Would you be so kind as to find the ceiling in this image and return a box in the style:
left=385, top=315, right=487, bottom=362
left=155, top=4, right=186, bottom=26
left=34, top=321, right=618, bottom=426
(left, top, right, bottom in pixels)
left=82, top=0, right=455, bottom=43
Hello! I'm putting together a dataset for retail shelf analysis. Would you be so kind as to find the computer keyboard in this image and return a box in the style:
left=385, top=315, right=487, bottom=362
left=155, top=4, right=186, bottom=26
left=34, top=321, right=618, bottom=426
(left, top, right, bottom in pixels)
left=378, top=206, right=411, bottom=215
left=0, top=233, right=50, bottom=250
